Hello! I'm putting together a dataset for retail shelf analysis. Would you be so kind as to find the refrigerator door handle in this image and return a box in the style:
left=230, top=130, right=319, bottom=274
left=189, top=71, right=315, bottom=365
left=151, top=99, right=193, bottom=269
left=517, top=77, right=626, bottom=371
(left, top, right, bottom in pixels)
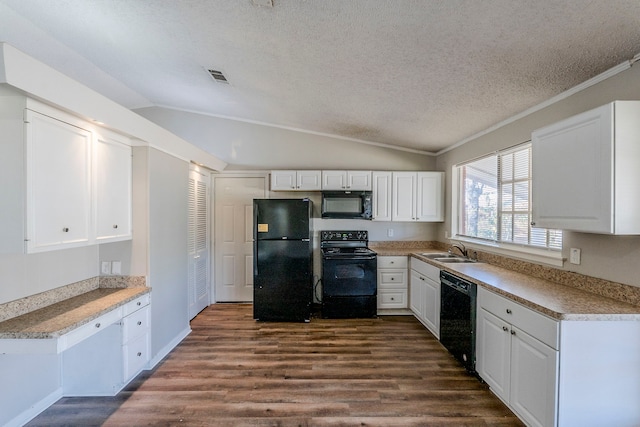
left=302, top=238, right=310, bottom=242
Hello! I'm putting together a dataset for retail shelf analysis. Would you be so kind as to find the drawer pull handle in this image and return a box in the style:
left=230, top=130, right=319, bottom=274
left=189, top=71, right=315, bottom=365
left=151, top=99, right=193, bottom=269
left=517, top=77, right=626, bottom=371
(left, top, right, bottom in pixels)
left=113, top=224, right=118, bottom=229
left=137, top=352, right=142, bottom=357
left=137, top=321, right=142, bottom=326
left=391, top=277, right=395, bottom=281
left=95, top=322, right=101, bottom=328
left=390, top=261, right=394, bottom=264
left=502, top=326, right=508, bottom=332
left=506, top=309, right=512, bottom=314
left=390, top=297, right=395, bottom=301
left=137, top=302, right=142, bottom=306
left=62, top=227, right=70, bottom=232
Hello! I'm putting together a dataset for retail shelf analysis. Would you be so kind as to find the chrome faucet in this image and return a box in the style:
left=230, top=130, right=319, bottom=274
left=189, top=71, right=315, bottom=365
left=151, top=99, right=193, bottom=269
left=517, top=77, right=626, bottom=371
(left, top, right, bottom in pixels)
left=448, top=242, right=468, bottom=258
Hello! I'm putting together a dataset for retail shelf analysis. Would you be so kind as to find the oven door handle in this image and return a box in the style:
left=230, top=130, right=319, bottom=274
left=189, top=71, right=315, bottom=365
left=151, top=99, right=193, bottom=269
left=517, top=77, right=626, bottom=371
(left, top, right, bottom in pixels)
left=324, top=255, right=377, bottom=261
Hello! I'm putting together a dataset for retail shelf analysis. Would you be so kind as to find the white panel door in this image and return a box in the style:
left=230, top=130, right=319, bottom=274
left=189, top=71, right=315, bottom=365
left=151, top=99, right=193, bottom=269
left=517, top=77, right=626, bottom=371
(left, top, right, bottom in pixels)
left=214, top=177, right=265, bottom=302
left=188, top=168, right=211, bottom=319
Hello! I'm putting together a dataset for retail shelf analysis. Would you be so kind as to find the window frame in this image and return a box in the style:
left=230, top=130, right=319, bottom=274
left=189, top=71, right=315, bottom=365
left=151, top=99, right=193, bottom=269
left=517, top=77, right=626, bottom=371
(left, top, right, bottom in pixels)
left=451, top=143, right=564, bottom=267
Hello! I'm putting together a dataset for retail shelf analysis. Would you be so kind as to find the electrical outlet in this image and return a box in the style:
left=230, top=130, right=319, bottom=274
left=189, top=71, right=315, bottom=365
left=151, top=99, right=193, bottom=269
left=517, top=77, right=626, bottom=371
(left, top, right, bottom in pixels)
left=387, top=228, right=394, bottom=237
left=570, top=248, right=581, bottom=265
left=101, top=261, right=111, bottom=275
left=111, top=261, right=122, bottom=275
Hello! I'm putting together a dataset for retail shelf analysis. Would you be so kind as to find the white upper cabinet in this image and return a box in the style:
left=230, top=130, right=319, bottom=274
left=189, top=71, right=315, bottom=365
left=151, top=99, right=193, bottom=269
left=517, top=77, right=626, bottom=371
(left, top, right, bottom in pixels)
left=371, top=171, right=392, bottom=221
left=322, top=170, right=372, bottom=191
left=532, top=101, right=640, bottom=234
left=271, top=170, right=322, bottom=191
left=25, top=109, right=92, bottom=252
left=95, top=130, right=132, bottom=243
left=392, top=172, right=444, bottom=222
left=0, top=97, right=133, bottom=253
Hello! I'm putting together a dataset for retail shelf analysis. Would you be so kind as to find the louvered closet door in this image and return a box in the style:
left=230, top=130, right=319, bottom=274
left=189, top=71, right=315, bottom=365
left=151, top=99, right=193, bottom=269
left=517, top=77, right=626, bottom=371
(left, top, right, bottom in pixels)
left=188, top=168, right=211, bottom=320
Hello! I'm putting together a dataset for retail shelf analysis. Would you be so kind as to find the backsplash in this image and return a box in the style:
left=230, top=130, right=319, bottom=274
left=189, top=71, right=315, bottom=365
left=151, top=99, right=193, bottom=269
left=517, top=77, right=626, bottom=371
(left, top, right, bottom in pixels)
left=0, top=275, right=147, bottom=322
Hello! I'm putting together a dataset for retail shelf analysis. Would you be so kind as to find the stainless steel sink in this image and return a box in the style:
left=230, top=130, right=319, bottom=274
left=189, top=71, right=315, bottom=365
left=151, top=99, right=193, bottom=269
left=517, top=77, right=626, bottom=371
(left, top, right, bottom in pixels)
left=420, top=253, right=456, bottom=259
left=434, top=257, right=475, bottom=263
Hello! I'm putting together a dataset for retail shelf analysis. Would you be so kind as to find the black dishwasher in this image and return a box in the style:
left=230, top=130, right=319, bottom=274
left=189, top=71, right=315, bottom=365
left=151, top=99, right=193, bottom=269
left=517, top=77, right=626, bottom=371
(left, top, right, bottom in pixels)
left=439, top=270, right=477, bottom=373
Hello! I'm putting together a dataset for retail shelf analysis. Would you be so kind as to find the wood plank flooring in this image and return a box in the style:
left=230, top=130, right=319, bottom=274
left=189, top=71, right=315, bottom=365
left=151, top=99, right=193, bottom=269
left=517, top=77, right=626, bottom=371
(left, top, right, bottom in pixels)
left=27, top=303, right=524, bottom=426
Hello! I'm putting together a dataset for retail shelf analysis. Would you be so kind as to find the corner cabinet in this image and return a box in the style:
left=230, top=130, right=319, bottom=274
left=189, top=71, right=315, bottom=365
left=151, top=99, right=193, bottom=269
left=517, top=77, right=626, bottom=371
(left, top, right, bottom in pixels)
left=270, top=170, right=322, bottom=191
left=0, top=96, right=132, bottom=253
left=392, top=172, right=444, bottom=222
left=409, top=257, right=440, bottom=338
left=531, top=101, right=640, bottom=234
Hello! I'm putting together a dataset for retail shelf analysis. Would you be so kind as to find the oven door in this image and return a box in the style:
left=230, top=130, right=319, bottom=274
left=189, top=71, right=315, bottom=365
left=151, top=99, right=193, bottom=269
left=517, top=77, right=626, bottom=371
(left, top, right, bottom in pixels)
left=322, top=256, right=377, bottom=296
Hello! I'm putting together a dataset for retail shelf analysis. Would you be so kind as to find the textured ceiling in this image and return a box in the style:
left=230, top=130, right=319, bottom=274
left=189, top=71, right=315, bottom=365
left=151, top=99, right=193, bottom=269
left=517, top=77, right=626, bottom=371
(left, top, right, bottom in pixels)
left=1, top=0, right=640, bottom=154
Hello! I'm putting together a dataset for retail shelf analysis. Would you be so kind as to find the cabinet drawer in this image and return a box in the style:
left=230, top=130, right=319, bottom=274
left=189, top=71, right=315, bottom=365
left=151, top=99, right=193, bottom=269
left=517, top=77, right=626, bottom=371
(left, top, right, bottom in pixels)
left=123, top=293, right=150, bottom=316
left=123, top=333, right=150, bottom=381
left=378, top=270, right=407, bottom=288
left=478, top=287, right=558, bottom=349
left=378, top=290, right=407, bottom=309
left=62, top=307, right=122, bottom=351
left=410, top=257, right=440, bottom=282
left=122, top=306, right=150, bottom=343
left=378, top=256, right=408, bottom=269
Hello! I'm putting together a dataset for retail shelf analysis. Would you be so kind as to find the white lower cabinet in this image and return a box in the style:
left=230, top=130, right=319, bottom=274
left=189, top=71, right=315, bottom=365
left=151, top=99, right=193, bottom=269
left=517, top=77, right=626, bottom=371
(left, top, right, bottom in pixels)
left=377, top=256, right=408, bottom=311
left=477, top=304, right=557, bottom=427
left=62, top=294, right=151, bottom=396
left=409, top=258, right=440, bottom=338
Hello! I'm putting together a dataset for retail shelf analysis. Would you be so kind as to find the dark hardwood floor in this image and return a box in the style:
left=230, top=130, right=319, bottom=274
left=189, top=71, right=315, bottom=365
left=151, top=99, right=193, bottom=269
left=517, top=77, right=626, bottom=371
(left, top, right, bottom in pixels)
left=27, top=303, right=523, bottom=426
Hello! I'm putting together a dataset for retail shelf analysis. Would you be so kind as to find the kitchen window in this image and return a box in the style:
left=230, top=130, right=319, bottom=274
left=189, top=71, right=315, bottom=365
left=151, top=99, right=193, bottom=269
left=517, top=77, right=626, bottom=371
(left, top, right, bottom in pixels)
left=453, top=143, right=562, bottom=263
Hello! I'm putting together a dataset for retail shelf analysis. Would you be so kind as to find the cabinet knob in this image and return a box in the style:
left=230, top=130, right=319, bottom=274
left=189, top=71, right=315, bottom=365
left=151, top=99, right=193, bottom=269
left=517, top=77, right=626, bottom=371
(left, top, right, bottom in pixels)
left=530, top=221, right=536, bottom=226
left=502, top=326, right=508, bottom=332
left=137, top=352, right=142, bottom=357
left=137, top=321, right=142, bottom=326
left=95, top=322, right=101, bottom=328
left=62, top=227, right=70, bottom=232
left=391, top=277, right=395, bottom=281
left=419, top=276, right=425, bottom=281
left=390, top=261, right=394, bottom=264
left=390, top=297, right=395, bottom=301
left=113, top=224, right=118, bottom=229
left=511, top=330, right=516, bottom=336
left=506, top=309, right=512, bottom=314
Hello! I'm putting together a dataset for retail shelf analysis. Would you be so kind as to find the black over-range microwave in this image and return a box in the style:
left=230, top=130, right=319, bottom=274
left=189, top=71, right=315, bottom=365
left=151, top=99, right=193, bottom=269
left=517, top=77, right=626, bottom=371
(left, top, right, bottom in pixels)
left=321, top=191, right=372, bottom=219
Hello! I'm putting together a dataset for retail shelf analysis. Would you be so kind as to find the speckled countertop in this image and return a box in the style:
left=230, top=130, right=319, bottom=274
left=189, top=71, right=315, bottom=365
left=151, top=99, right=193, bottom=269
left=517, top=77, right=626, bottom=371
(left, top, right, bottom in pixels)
left=370, top=243, right=640, bottom=321
left=0, top=287, right=150, bottom=339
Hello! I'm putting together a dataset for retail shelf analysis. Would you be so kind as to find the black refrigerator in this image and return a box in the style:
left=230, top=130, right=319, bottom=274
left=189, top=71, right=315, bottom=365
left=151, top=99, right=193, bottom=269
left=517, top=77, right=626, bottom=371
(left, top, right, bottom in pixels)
left=253, top=198, right=313, bottom=322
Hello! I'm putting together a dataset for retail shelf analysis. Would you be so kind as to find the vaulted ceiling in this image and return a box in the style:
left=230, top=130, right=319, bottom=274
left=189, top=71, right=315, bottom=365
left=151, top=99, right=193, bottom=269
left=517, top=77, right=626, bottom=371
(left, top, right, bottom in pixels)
left=1, top=0, right=640, bottom=153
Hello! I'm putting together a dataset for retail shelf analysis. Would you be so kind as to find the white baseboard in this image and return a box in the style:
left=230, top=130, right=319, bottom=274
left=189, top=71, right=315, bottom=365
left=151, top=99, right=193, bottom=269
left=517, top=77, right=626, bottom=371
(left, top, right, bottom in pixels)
left=5, top=387, right=63, bottom=427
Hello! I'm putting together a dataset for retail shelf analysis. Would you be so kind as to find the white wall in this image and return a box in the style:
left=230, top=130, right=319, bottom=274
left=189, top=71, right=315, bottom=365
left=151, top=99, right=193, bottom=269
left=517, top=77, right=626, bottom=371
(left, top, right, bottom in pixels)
left=135, top=106, right=436, bottom=171
left=436, top=63, right=640, bottom=288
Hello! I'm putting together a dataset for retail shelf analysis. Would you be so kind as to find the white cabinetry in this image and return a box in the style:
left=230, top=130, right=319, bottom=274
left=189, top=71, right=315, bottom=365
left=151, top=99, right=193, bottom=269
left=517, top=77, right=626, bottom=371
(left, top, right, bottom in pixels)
left=95, top=130, right=132, bottom=243
left=392, top=172, right=444, bottom=222
left=477, top=287, right=558, bottom=427
left=377, top=256, right=408, bottom=311
left=409, top=257, right=440, bottom=338
left=322, top=170, right=372, bottom=190
left=0, top=97, right=133, bottom=253
left=371, top=171, right=392, bottom=221
left=25, top=109, right=92, bottom=252
left=531, top=101, right=640, bottom=234
left=271, top=170, right=322, bottom=191
left=121, top=295, right=151, bottom=382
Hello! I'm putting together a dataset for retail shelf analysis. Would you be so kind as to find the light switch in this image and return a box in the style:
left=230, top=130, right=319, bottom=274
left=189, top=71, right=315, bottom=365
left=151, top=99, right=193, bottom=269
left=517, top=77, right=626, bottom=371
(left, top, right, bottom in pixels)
left=569, top=248, right=581, bottom=265
left=111, top=261, right=122, bottom=275
left=101, top=261, right=111, bottom=275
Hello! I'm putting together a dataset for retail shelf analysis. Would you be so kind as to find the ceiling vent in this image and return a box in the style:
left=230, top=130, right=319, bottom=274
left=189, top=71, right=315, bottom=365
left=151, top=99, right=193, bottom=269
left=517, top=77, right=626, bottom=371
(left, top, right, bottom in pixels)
left=207, top=69, right=229, bottom=84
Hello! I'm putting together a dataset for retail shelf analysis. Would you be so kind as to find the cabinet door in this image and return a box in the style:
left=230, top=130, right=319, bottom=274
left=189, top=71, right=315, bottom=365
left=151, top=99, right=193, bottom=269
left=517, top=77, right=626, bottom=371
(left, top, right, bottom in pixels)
left=392, top=172, right=416, bottom=221
left=422, top=275, right=440, bottom=338
left=416, top=172, right=444, bottom=221
left=531, top=104, right=613, bottom=233
left=510, top=326, right=558, bottom=427
left=297, top=170, right=322, bottom=190
left=322, top=170, right=347, bottom=190
left=372, top=172, right=392, bottom=221
left=476, top=308, right=511, bottom=401
left=26, top=110, right=92, bottom=252
left=409, top=269, right=425, bottom=319
left=95, top=132, right=132, bottom=242
left=271, top=170, right=297, bottom=191
left=347, top=171, right=372, bottom=190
